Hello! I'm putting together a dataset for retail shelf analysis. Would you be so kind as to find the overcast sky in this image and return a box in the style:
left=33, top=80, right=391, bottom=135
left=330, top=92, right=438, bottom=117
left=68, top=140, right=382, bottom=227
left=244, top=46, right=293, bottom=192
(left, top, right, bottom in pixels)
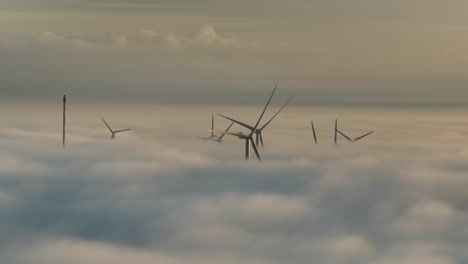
left=1, top=0, right=468, bottom=105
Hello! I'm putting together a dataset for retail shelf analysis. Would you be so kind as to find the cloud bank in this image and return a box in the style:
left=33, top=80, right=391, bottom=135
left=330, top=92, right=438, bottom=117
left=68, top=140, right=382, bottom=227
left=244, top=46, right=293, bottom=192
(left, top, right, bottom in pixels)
left=0, top=105, right=467, bottom=264
left=0, top=25, right=299, bottom=104
left=21, top=25, right=252, bottom=51
left=2, top=1, right=468, bottom=106
left=2, top=18, right=468, bottom=106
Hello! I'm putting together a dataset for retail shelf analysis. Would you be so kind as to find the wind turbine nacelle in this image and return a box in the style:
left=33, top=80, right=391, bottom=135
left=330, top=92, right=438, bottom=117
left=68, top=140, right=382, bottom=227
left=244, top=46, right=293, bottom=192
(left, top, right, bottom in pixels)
left=237, top=132, right=245, bottom=139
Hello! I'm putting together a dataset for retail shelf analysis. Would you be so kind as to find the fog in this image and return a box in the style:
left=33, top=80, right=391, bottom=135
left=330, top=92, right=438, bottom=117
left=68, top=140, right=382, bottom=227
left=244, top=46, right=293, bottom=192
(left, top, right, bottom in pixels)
left=0, top=103, right=467, bottom=264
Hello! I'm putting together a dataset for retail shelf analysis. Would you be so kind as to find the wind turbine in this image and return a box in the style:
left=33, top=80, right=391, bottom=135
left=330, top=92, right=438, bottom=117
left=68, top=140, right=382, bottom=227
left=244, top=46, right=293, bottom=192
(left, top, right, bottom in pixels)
left=62, top=94, right=66, bottom=148
left=213, top=122, right=235, bottom=143
left=197, top=114, right=234, bottom=143
left=101, top=117, right=131, bottom=139
left=253, top=96, right=293, bottom=148
left=197, top=114, right=218, bottom=141
left=335, top=118, right=374, bottom=143
left=311, top=121, right=318, bottom=144
left=216, top=85, right=277, bottom=160
left=337, top=129, right=374, bottom=143
left=218, top=85, right=293, bottom=148
left=198, top=116, right=235, bottom=143
left=334, top=118, right=338, bottom=144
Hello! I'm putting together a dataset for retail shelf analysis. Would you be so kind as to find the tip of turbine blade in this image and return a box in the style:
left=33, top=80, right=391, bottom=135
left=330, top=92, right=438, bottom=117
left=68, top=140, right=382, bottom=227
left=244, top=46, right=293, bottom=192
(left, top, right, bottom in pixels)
left=353, top=131, right=374, bottom=141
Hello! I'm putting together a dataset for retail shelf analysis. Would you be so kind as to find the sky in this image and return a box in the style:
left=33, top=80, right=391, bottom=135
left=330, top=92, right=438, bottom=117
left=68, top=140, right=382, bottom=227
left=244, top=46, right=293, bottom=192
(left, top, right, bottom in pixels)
left=1, top=1, right=468, bottom=264
left=1, top=0, right=468, bottom=105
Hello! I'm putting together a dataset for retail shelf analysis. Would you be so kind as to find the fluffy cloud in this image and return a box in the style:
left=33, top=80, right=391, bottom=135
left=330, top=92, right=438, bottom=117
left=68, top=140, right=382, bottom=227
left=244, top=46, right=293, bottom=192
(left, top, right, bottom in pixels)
left=189, top=25, right=240, bottom=47
left=33, top=31, right=99, bottom=51
left=2, top=25, right=254, bottom=53
left=0, top=105, right=467, bottom=264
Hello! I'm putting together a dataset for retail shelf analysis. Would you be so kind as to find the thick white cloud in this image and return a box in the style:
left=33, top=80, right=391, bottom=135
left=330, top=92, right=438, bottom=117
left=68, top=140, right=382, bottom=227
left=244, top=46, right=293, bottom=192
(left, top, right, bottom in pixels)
left=0, top=105, right=467, bottom=264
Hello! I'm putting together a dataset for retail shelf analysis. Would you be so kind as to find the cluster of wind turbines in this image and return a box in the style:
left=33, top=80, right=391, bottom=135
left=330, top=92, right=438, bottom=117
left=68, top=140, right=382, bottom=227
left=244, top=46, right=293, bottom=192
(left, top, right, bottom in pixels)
left=197, top=84, right=374, bottom=161
left=196, top=114, right=234, bottom=143
left=310, top=119, right=374, bottom=144
left=197, top=84, right=292, bottom=161
left=61, top=86, right=373, bottom=160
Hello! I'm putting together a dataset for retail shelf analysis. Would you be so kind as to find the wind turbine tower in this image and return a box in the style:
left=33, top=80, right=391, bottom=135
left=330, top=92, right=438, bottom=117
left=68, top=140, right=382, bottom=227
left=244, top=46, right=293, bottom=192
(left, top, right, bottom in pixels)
left=62, top=94, right=66, bottom=147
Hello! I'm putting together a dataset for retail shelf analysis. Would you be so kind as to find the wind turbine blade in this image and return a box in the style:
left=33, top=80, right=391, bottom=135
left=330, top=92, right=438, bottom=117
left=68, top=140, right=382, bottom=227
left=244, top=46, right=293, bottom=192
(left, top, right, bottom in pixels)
left=260, top=96, right=294, bottom=130
left=196, top=137, right=209, bottom=141
left=354, top=131, right=374, bottom=141
left=114, top=128, right=131, bottom=133
left=311, top=121, right=318, bottom=144
left=260, top=133, right=264, bottom=148
left=334, top=118, right=337, bottom=144
left=224, top=121, right=235, bottom=132
left=337, top=129, right=352, bottom=142
left=214, top=131, right=247, bottom=138
left=211, top=114, right=214, bottom=136
left=101, top=117, right=114, bottom=133
left=251, top=84, right=277, bottom=136
left=255, top=133, right=260, bottom=146
left=217, top=122, right=235, bottom=141
left=217, top=113, right=254, bottom=131
left=250, top=138, right=262, bottom=161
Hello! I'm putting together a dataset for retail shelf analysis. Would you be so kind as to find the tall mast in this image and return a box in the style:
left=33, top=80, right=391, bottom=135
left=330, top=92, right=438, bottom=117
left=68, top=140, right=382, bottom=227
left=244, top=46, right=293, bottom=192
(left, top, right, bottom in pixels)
left=63, top=94, right=66, bottom=147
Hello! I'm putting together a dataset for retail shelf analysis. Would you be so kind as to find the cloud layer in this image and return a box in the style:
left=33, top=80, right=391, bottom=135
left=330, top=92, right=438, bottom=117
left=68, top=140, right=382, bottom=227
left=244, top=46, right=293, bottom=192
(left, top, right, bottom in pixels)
left=0, top=104, right=467, bottom=264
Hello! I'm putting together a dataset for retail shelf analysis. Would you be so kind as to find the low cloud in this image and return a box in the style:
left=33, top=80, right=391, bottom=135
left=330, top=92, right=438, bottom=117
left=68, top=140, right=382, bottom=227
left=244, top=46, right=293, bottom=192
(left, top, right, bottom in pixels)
left=0, top=105, right=467, bottom=264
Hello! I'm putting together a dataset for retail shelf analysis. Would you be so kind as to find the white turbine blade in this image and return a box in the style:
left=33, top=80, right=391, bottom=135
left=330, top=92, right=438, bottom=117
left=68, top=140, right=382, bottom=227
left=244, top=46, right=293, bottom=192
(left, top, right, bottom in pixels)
left=337, top=129, right=352, bottom=142
left=217, top=122, right=235, bottom=141
left=260, top=96, right=293, bottom=130
left=252, top=84, right=277, bottom=135
left=354, top=131, right=374, bottom=141
left=259, top=133, right=265, bottom=148
left=114, top=128, right=131, bottom=133
left=101, top=117, right=114, bottom=133
left=250, top=138, right=262, bottom=161
left=217, top=113, right=254, bottom=131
